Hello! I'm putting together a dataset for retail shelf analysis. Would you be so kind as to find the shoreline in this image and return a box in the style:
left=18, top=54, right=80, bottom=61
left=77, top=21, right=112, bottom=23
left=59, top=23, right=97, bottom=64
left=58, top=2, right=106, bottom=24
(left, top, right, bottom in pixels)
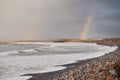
left=22, top=40, right=120, bottom=80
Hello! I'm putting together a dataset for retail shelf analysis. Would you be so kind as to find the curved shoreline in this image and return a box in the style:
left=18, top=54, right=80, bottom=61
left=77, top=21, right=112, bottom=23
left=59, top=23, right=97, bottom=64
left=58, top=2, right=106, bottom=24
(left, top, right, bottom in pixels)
left=21, top=41, right=120, bottom=80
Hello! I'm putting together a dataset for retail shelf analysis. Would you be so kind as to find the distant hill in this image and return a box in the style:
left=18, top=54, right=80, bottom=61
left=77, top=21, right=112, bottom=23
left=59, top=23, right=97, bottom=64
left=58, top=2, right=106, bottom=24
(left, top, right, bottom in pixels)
left=0, top=38, right=120, bottom=43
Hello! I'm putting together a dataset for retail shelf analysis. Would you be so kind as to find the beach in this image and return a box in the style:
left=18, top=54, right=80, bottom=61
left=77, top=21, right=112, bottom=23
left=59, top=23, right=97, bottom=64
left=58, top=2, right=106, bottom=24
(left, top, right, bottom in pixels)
left=22, top=38, right=120, bottom=80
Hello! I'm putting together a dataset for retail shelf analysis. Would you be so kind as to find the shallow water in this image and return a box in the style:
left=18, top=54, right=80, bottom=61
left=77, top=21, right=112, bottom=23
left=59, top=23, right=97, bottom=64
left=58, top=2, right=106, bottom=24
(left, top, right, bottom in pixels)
left=0, top=42, right=117, bottom=80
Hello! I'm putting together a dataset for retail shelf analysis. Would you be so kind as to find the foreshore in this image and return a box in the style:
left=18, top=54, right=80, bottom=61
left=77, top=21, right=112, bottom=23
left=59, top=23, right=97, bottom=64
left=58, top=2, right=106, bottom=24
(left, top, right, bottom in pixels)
left=23, top=38, right=120, bottom=80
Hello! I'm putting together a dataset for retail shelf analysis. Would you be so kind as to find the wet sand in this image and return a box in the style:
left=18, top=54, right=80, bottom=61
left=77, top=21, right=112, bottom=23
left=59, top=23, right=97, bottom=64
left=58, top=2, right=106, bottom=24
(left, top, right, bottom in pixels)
left=22, top=39, right=120, bottom=80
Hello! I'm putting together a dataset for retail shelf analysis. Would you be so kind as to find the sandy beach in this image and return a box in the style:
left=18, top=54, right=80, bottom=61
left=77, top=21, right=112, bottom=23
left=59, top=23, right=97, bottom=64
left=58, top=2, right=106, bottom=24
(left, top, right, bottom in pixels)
left=21, top=38, right=120, bottom=80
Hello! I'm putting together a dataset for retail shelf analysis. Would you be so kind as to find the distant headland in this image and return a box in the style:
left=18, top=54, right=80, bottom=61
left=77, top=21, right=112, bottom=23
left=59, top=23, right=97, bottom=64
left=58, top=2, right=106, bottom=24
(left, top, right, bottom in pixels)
left=0, top=38, right=120, bottom=43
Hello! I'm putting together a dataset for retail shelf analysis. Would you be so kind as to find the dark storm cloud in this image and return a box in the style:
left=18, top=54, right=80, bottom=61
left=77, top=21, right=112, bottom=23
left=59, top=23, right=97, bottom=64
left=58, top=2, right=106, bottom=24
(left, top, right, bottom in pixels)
left=86, top=0, right=120, bottom=38
left=0, top=0, right=120, bottom=40
left=50, top=0, right=120, bottom=37
left=96, top=0, right=120, bottom=22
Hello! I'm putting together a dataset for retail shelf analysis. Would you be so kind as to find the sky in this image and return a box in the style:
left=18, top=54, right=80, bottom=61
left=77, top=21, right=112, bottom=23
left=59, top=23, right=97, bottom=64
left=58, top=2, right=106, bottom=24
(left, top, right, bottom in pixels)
left=0, top=0, right=120, bottom=40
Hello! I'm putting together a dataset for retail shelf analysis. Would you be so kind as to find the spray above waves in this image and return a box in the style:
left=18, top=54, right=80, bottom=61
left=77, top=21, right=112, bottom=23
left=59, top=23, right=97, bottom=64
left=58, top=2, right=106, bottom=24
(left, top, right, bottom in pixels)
left=0, top=42, right=117, bottom=56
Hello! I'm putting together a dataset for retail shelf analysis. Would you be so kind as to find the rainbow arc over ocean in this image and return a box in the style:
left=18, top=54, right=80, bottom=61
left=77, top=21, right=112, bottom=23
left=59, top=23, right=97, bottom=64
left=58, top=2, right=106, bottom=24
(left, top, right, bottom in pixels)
left=80, top=9, right=94, bottom=40
left=28, top=1, right=46, bottom=40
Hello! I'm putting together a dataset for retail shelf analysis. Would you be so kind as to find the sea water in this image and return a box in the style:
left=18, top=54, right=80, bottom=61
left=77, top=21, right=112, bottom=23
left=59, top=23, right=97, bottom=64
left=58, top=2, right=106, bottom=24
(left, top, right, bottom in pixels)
left=0, top=42, right=118, bottom=80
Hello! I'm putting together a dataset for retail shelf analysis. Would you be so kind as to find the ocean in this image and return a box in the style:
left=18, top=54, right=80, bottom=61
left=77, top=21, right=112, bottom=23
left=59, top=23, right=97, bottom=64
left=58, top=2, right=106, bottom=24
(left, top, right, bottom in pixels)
left=0, top=42, right=117, bottom=80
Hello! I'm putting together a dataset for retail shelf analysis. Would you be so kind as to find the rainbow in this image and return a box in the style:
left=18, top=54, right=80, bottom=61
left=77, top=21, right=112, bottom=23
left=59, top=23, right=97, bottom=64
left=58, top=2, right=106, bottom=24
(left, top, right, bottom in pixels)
left=29, top=1, right=46, bottom=40
left=80, top=10, right=94, bottom=40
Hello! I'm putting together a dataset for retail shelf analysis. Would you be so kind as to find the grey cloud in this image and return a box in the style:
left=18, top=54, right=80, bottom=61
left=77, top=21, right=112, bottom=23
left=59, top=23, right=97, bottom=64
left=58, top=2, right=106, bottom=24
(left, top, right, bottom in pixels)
left=0, top=0, right=120, bottom=40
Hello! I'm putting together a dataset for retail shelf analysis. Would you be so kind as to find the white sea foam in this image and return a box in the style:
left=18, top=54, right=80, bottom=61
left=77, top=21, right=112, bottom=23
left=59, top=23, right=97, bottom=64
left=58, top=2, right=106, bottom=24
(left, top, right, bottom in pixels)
left=0, top=51, right=18, bottom=56
left=19, top=49, right=37, bottom=53
left=0, top=42, right=118, bottom=80
left=0, top=76, right=32, bottom=80
left=0, top=49, right=37, bottom=57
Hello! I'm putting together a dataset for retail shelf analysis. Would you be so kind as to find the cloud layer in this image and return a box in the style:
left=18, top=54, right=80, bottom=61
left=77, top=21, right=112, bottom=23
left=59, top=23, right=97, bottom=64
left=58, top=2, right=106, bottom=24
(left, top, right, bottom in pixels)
left=0, top=0, right=120, bottom=40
